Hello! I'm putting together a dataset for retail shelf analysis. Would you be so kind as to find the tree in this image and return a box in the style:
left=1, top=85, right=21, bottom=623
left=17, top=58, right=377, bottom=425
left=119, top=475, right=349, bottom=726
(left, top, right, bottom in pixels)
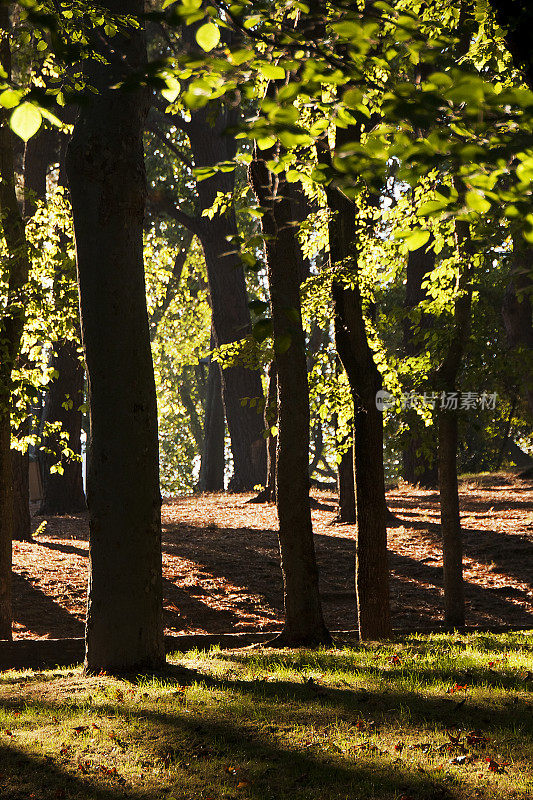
left=0, top=3, right=34, bottom=639
left=251, top=143, right=331, bottom=646
left=66, top=0, right=164, bottom=672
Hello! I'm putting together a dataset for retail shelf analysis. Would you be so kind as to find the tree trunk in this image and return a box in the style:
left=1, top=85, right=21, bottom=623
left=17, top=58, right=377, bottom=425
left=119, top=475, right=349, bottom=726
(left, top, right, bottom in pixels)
left=189, top=112, right=266, bottom=490
left=198, top=334, right=225, bottom=492
left=436, top=216, right=472, bottom=630
left=438, top=409, right=464, bottom=628
left=402, top=240, right=438, bottom=486
left=251, top=151, right=331, bottom=647
left=337, top=439, right=356, bottom=523
left=265, top=361, right=277, bottom=501
left=0, top=412, right=12, bottom=639
left=39, top=340, right=86, bottom=515
left=0, top=5, right=32, bottom=640
left=66, top=0, right=164, bottom=672
left=12, top=435, right=31, bottom=541
left=502, top=238, right=533, bottom=418
left=320, top=127, right=391, bottom=640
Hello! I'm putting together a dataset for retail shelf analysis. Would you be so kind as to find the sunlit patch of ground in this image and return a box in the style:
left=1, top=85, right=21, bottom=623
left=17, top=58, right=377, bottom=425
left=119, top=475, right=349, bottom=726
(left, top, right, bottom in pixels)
left=11, top=472, right=533, bottom=639
left=0, top=633, right=532, bottom=800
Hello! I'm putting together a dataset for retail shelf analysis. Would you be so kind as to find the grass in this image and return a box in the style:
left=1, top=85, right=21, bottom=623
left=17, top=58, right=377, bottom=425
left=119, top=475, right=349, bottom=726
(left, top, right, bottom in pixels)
left=0, top=631, right=531, bottom=799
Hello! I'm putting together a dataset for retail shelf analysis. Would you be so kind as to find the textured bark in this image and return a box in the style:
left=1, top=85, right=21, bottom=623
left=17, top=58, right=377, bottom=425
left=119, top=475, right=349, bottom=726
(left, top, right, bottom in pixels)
left=337, top=439, right=356, bottom=524
left=402, top=242, right=438, bottom=487
left=436, top=218, right=472, bottom=630
left=251, top=151, right=331, bottom=647
left=12, top=430, right=31, bottom=542
left=198, top=334, right=225, bottom=492
left=321, top=128, right=391, bottom=640
left=66, top=0, right=164, bottom=672
left=0, top=6, right=32, bottom=640
left=438, top=411, right=464, bottom=628
left=265, top=361, right=277, bottom=501
left=23, top=130, right=57, bottom=218
left=39, top=340, right=86, bottom=515
left=502, top=238, right=533, bottom=418
left=189, top=114, right=266, bottom=491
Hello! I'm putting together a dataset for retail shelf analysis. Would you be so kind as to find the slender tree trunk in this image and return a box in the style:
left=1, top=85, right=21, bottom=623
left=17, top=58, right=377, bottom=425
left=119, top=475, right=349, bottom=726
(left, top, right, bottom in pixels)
left=0, top=6, right=32, bottom=639
left=191, top=147, right=266, bottom=491
left=265, top=361, right=277, bottom=501
left=66, top=0, right=164, bottom=672
left=10, top=72, right=56, bottom=543
left=251, top=151, right=331, bottom=646
left=502, top=238, right=533, bottom=418
left=321, top=127, right=391, bottom=640
left=38, top=340, right=86, bottom=514
left=438, top=410, right=464, bottom=627
left=198, top=332, right=225, bottom=492
left=12, top=440, right=31, bottom=541
left=0, top=413, right=12, bottom=639
left=436, top=217, right=472, bottom=630
left=337, top=438, right=356, bottom=523
left=402, top=242, right=438, bottom=486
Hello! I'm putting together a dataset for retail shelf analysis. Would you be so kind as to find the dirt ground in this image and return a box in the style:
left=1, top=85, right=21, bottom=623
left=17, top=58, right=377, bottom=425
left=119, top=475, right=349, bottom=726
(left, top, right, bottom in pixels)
left=11, top=472, right=533, bottom=640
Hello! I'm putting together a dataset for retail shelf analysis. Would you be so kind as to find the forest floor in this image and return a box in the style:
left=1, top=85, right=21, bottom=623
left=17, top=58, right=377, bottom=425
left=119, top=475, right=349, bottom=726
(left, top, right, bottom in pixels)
left=11, top=471, right=533, bottom=640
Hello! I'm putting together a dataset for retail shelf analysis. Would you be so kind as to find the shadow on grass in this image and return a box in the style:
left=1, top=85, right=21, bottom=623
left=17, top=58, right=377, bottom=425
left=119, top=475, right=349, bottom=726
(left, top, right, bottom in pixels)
left=2, top=668, right=529, bottom=800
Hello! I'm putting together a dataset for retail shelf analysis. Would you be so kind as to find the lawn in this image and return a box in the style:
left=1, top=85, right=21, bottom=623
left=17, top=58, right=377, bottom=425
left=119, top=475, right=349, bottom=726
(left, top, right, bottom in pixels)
left=0, top=632, right=532, bottom=799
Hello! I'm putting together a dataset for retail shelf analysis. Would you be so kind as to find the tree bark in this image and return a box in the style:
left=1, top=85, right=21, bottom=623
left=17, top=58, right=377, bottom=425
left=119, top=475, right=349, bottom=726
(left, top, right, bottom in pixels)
left=321, top=128, right=391, bottom=640
left=198, top=332, right=225, bottom=492
left=38, top=340, right=86, bottom=515
left=436, top=217, right=472, bottom=630
left=438, top=410, right=464, bottom=627
left=402, top=242, right=438, bottom=486
left=0, top=6, right=32, bottom=639
left=265, top=361, right=277, bottom=501
left=66, top=0, right=164, bottom=672
left=337, top=438, right=356, bottom=523
left=188, top=109, right=266, bottom=490
left=502, top=238, right=533, bottom=418
left=251, top=151, right=331, bottom=646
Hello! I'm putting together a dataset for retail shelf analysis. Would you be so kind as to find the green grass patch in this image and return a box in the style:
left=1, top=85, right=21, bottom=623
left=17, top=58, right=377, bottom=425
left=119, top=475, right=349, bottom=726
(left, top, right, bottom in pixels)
left=0, top=631, right=531, bottom=799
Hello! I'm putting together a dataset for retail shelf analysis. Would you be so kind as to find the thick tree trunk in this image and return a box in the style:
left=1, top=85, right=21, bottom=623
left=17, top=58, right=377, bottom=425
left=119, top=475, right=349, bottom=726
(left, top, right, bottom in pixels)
left=198, top=340, right=225, bottom=492
left=251, top=152, right=331, bottom=646
left=66, top=0, right=164, bottom=672
left=39, top=340, right=86, bottom=515
left=438, top=409, right=464, bottom=628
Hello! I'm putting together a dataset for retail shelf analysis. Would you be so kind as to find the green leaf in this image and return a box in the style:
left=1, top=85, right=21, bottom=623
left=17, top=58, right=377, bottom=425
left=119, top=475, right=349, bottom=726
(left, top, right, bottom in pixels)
left=161, top=76, right=181, bottom=103
left=196, top=22, right=220, bottom=52
left=465, top=190, right=491, bottom=214
left=256, top=135, right=276, bottom=150
left=0, top=89, right=22, bottom=109
left=248, top=299, right=269, bottom=313
left=259, top=63, right=286, bottom=80
left=404, top=229, right=431, bottom=251
left=252, top=318, right=273, bottom=342
left=10, top=103, right=42, bottom=142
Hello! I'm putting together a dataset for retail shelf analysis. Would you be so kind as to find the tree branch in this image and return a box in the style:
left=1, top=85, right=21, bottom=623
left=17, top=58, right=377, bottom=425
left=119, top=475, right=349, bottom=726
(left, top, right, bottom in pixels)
left=146, top=121, right=193, bottom=170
